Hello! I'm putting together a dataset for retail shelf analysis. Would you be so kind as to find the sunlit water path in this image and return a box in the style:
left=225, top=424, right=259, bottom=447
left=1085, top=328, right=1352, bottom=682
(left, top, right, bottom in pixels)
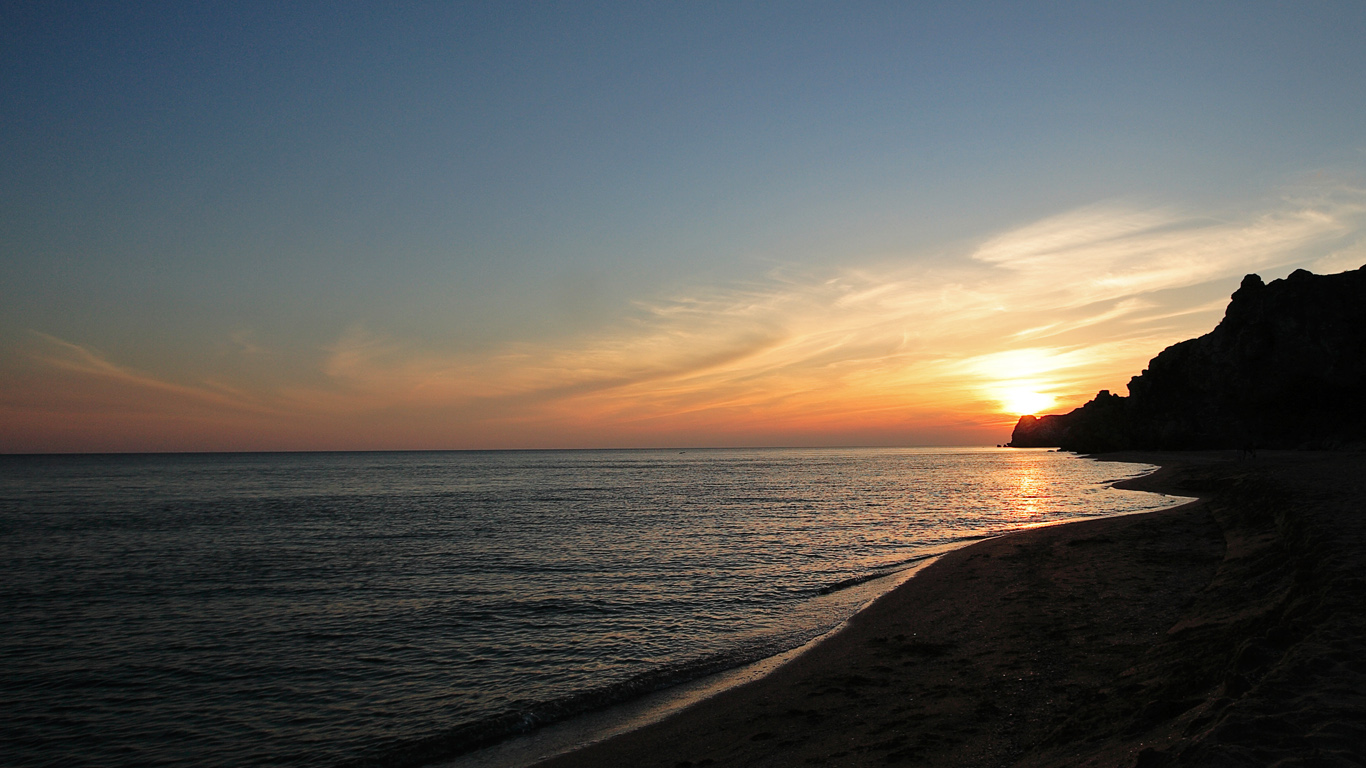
left=0, top=448, right=1184, bottom=767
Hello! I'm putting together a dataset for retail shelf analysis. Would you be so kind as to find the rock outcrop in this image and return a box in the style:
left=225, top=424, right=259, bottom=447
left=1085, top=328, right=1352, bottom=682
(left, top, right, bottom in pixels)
left=1008, top=266, right=1366, bottom=452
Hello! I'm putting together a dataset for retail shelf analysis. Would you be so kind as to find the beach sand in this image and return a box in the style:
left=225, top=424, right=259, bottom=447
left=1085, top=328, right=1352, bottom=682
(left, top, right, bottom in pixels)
left=531, top=451, right=1366, bottom=767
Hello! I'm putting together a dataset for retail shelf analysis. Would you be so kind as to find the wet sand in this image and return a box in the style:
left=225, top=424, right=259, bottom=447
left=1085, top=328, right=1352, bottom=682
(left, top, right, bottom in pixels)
left=531, top=451, right=1366, bottom=767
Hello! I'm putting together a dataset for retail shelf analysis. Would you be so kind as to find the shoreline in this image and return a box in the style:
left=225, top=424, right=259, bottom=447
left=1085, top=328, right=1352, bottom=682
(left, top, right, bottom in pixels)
left=436, top=560, right=939, bottom=768
left=438, top=561, right=939, bottom=768
left=516, top=450, right=1365, bottom=767
left=430, top=454, right=1180, bottom=768
left=439, top=454, right=1193, bottom=768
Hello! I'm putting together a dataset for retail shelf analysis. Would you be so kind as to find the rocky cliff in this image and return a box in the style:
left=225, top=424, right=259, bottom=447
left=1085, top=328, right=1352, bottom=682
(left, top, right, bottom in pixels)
left=1009, top=265, right=1366, bottom=452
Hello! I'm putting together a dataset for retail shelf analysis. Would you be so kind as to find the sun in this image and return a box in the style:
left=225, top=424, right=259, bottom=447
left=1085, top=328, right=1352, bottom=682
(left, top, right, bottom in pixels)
left=999, top=388, right=1057, bottom=416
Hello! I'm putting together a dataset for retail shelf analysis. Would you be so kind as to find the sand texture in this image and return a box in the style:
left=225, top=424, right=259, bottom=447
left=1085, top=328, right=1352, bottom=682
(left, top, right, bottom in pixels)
left=532, top=452, right=1366, bottom=767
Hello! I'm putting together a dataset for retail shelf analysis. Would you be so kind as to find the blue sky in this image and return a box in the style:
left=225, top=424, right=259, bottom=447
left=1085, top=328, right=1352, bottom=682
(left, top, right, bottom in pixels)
left=3, top=2, right=1365, bottom=451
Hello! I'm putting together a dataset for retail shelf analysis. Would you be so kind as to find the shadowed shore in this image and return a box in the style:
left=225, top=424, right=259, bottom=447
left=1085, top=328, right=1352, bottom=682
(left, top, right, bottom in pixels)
left=530, top=451, right=1366, bottom=767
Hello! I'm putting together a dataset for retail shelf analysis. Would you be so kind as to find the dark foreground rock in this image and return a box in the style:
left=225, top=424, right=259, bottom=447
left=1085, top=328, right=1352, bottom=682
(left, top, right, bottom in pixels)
left=1009, top=266, right=1366, bottom=453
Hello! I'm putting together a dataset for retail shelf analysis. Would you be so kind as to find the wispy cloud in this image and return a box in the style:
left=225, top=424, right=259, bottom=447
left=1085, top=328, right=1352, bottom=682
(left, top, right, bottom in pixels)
left=11, top=192, right=1365, bottom=449
left=970, top=201, right=1354, bottom=309
left=439, top=194, right=1362, bottom=432
left=26, top=332, right=280, bottom=416
left=229, top=330, right=269, bottom=356
left=1311, top=235, right=1366, bottom=274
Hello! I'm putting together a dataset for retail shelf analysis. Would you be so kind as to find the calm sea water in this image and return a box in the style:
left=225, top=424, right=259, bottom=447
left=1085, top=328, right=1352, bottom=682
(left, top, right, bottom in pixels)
left=0, top=447, right=1180, bottom=768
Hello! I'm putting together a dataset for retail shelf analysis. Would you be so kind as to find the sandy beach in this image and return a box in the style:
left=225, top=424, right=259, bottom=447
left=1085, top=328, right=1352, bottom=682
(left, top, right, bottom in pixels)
left=531, top=451, right=1366, bottom=767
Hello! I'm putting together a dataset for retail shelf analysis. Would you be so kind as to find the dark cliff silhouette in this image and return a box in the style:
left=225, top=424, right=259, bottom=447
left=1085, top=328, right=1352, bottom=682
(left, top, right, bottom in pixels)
left=1009, top=265, right=1366, bottom=452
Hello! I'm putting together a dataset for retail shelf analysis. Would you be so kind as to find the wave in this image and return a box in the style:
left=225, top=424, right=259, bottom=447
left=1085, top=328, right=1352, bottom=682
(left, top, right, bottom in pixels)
left=333, top=632, right=822, bottom=768
left=812, top=553, right=941, bottom=595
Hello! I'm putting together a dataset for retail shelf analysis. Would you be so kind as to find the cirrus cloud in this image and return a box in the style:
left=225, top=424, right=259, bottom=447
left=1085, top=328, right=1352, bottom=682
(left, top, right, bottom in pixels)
left=6, top=190, right=1364, bottom=451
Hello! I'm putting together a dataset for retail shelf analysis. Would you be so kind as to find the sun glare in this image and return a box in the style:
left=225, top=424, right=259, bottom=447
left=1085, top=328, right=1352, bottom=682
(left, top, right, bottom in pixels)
left=1000, top=389, right=1057, bottom=416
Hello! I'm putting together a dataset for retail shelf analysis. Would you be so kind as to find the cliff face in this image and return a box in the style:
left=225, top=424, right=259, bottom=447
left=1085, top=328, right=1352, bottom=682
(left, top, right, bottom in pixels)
left=1009, top=266, right=1366, bottom=452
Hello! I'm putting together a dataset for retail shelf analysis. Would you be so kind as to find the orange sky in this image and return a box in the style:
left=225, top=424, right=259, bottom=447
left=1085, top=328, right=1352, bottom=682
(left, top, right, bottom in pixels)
left=6, top=198, right=1363, bottom=453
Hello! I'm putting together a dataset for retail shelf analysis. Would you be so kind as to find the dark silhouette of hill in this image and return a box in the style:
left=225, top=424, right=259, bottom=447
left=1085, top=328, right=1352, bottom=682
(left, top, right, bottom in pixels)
left=1010, top=266, right=1366, bottom=452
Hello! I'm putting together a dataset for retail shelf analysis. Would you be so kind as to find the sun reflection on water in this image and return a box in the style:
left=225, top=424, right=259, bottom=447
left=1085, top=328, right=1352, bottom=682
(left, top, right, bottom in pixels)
left=1010, top=464, right=1047, bottom=519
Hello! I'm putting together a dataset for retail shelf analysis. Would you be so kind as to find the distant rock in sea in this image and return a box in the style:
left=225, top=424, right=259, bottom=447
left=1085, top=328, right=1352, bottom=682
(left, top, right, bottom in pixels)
left=1009, top=265, right=1366, bottom=452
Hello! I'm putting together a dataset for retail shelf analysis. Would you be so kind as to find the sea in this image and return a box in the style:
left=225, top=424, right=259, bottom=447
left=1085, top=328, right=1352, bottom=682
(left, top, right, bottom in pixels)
left=0, top=447, right=1185, bottom=768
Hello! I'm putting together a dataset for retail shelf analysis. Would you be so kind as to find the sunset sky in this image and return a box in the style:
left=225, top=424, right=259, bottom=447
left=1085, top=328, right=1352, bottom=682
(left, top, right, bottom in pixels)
left=4, top=2, right=1366, bottom=452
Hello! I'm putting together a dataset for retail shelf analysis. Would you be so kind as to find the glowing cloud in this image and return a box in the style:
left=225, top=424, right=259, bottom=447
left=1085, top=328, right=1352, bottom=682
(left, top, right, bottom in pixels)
left=5, top=192, right=1364, bottom=451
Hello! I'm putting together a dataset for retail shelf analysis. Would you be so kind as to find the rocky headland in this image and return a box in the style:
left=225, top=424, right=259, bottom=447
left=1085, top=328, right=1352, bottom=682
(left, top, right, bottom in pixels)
left=1009, top=266, right=1366, bottom=453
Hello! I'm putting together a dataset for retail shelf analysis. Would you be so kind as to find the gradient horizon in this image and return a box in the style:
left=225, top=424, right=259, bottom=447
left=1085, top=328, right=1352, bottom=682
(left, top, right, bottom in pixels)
left=3, top=3, right=1366, bottom=453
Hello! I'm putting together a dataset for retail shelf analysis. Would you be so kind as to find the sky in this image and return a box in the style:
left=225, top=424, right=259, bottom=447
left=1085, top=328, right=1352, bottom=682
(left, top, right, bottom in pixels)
left=3, top=1, right=1366, bottom=452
